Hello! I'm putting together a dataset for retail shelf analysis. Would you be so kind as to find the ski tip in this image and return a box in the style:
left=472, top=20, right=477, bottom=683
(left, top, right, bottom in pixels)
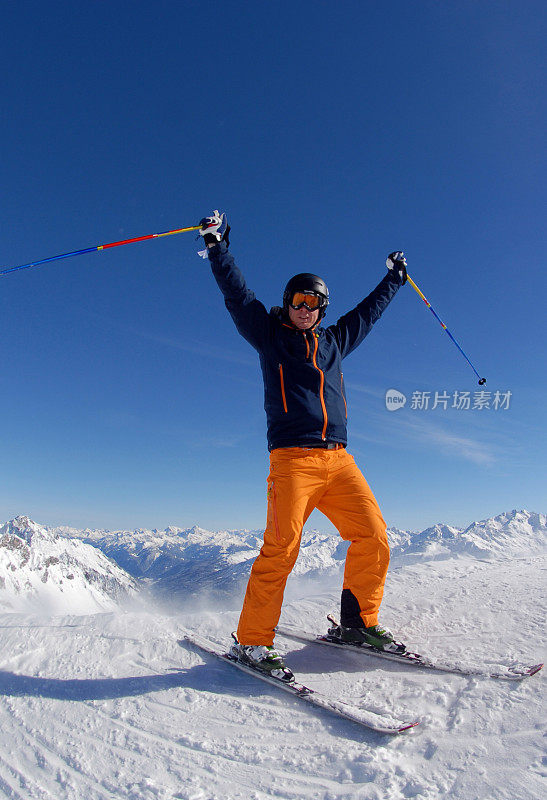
left=397, top=720, right=421, bottom=733
left=508, top=662, right=544, bottom=678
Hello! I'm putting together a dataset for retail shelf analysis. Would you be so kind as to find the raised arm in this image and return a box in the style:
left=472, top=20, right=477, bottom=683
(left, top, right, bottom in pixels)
left=200, top=212, right=269, bottom=352
left=328, top=252, right=407, bottom=358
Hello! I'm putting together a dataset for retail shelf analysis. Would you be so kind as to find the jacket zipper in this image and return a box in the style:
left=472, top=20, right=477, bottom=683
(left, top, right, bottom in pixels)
left=278, top=364, right=288, bottom=413
left=302, top=331, right=310, bottom=360
left=311, top=333, right=328, bottom=440
left=341, top=373, right=347, bottom=419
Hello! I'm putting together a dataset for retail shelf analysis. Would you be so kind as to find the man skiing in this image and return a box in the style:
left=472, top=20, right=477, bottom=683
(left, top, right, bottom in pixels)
left=199, top=211, right=408, bottom=681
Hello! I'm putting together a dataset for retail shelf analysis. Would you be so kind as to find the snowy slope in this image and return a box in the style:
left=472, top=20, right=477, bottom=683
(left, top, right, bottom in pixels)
left=0, top=516, right=138, bottom=614
left=0, top=509, right=544, bottom=799
left=0, top=548, right=544, bottom=800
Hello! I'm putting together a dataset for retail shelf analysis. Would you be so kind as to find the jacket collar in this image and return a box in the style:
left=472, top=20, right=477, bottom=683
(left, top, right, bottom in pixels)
left=270, top=306, right=321, bottom=333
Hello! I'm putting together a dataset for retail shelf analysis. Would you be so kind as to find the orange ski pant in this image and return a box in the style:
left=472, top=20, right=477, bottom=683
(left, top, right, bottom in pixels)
left=236, top=447, right=390, bottom=645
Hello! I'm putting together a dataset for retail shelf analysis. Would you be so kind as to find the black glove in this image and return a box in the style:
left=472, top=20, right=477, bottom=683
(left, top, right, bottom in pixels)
left=386, top=251, right=407, bottom=284
left=199, top=210, right=230, bottom=247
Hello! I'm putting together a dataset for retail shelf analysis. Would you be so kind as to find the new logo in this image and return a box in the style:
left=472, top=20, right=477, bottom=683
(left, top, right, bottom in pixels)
left=385, top=389, right=407, bottom=412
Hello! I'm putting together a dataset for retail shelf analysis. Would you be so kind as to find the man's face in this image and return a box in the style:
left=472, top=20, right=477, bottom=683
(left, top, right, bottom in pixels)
left=288, top=304, right=320, bottom=330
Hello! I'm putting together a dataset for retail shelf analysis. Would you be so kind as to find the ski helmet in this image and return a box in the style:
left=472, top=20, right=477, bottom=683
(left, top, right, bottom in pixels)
left=283, top=273, right=329, bottom=321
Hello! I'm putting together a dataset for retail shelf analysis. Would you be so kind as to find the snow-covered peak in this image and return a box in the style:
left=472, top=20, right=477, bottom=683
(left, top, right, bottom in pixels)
left=0, top=515, right=55, bottom=545
left=416, top=523, right=462, bottom=540
left=388, top=510, right=546, bottom=562
left=0, top=516, right=138, bottom=613
left=460, top=509, right=546, bottom=557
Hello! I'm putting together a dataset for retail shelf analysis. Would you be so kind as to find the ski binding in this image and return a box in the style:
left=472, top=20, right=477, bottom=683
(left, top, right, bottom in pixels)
left=275, top=615, right=543, bottom=681
left=180, top=631, right=420, bottom=735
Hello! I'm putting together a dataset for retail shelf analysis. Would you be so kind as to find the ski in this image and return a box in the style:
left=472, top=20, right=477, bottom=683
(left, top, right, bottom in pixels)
left=276, top=617, right=544, bottom=682
left=180, top=632, right=419, bottom=735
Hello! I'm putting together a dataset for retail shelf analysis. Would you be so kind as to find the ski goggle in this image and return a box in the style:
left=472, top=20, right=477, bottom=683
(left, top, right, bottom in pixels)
left=289, top=292, right=324, bottom=311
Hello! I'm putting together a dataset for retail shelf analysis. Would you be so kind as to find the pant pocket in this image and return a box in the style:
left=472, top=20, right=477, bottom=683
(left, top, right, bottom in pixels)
left=267, top=478, right=282, bottom=544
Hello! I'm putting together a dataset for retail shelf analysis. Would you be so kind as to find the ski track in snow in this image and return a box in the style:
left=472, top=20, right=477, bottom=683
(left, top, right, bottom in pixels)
left=0, top=554, right=544, bottom=800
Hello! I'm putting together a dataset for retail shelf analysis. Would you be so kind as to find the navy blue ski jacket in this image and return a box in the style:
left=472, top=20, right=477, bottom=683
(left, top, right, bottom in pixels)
left=208, top=242, right=404, bottom=451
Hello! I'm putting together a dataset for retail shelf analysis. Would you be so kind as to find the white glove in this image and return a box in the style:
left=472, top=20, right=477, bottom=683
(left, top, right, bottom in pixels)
left=198, top=210, right=230, bottom=246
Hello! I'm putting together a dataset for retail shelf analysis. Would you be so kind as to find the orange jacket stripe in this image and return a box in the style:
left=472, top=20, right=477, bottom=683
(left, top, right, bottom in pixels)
left=278, top=364, right=288, bottom=412
left=341, top=373, right=347, bottom=419
left=303, top=331, right=310, bottom=360
left=311, top=333, right=328, bottom=440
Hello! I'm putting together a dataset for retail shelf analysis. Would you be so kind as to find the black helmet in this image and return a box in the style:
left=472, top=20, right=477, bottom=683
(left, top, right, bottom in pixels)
left=283, top=273, right=329, bottom=321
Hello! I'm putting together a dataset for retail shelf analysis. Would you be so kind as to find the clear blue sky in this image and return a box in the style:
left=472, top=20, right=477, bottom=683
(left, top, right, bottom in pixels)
left=1, top=1, right=545, bottom=532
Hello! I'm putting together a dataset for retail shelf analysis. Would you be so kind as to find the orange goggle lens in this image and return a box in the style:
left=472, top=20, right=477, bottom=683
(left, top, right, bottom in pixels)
left=290, top=292, right=322, bottom=310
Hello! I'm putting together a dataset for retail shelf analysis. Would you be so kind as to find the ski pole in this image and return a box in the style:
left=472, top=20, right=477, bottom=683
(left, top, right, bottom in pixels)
left=0, top=224, right=201, bottom=278
left=406, top=274, right=487, bottom=385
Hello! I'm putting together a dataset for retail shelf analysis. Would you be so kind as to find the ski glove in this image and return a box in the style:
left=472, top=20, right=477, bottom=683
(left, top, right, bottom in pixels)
left=386, top=251, right=408, bottom=284
left=199, top=210, right=230, bottom=247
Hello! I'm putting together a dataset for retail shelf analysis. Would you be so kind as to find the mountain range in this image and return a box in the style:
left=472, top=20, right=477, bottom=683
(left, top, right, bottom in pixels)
left=1, top=509, right=543, bottom=610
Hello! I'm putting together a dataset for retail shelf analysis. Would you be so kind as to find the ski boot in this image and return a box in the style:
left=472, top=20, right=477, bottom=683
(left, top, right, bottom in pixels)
left=326, top=614, right=406, bottom=654
left=230, top=634, right=294, bottom=682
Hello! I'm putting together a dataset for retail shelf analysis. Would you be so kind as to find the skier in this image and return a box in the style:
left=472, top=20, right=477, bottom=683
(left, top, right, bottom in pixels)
left=199, top=211, right=408, bottom=680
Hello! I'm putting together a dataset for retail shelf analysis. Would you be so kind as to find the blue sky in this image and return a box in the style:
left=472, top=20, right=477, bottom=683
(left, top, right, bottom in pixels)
left=1, top=1, right=545, bottom=532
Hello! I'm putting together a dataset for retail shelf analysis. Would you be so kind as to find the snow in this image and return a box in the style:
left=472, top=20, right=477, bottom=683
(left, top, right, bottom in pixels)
left=0, top=517, right=138, bottom=614
left=0, top=510, right=544, bottom=799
